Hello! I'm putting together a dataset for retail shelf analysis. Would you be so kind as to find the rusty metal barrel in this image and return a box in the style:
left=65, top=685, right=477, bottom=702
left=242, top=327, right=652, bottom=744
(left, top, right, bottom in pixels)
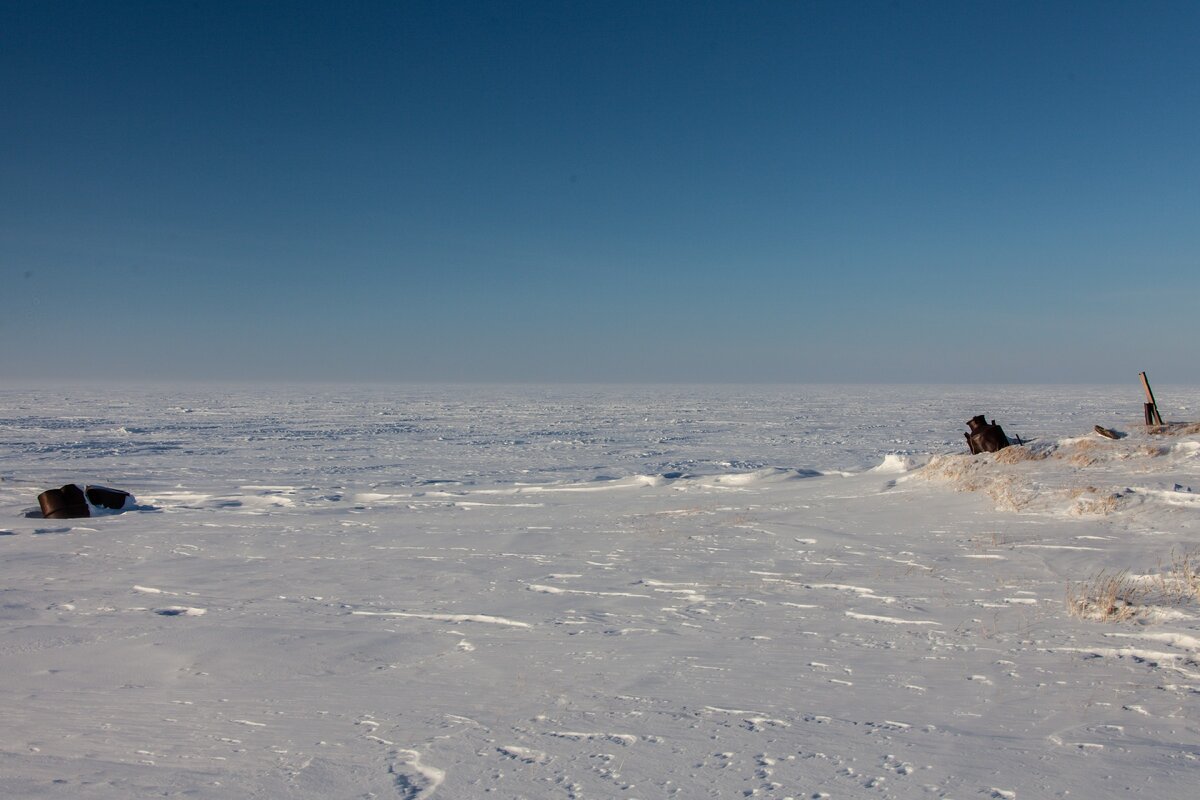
left=37, top=484, right=91, bottom=519
left=85, top=485, right=132, bottom=510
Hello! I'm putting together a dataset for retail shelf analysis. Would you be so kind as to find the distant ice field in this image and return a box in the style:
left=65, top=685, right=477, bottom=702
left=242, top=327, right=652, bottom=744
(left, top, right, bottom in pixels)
left=3, top=383, right=1194, bottom=493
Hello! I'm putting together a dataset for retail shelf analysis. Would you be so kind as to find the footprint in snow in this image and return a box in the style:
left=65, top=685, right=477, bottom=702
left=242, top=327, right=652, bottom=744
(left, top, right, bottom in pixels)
left=155, top=606, right=207, bottom=616
left=498, top=745, right=550, bottom=764
left=388, top=749, right=444, bottom=800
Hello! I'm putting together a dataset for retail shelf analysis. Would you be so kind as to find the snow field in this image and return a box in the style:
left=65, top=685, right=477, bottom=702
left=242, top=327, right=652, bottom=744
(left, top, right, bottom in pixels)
left=1, top=384, right=1199, bottom=798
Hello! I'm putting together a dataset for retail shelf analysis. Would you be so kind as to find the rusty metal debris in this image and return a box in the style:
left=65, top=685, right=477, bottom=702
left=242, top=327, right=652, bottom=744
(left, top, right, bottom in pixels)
left=965, top=415, right=1011, bottom=454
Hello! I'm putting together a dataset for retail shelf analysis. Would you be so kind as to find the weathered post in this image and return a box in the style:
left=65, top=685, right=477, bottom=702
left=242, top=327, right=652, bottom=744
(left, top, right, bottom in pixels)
left=1139, top=371, right=1164, bottom=427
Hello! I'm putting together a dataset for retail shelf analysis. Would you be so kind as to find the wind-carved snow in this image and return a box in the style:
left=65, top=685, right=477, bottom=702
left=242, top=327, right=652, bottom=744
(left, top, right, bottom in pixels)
left=133, top=585, right=173, bottom=595
left=351, top=611, right=532, bottom=628
left=845, top=611, right=940, bottom=625
left=2, top=383, right=1199, bottom=799
left=1106, top=631, right=1200, bottom=651
left=805, top=583, right=897, bottom=604
left=526, top=584, right=651, bottom=598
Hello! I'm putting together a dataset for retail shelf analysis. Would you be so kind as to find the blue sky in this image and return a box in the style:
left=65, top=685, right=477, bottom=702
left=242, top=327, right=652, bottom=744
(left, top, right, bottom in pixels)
left=2, top=1, right=1197, bottom=382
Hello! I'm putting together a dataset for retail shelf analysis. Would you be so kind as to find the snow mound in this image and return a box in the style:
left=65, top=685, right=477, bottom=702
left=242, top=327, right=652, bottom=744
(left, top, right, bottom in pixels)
left=918, top=424, right=1200, bottom=518
left=870, top=454, right=919, bottom=474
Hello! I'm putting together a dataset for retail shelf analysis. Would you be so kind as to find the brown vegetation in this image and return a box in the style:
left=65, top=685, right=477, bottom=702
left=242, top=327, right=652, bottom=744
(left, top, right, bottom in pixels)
left=1066, top=571, right=1145, bottom=622
left=993, top=445, right=1045, bottom=464
left=1067, top=548, right=1200, bottom=622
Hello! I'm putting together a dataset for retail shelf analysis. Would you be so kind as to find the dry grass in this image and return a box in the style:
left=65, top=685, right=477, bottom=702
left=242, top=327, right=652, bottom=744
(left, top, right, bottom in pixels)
left=919, top=421, right=1200, bottom=516
left=994, top=445, right=1046, bottom=464
left=1135, top=420, right=1200, bottom=436
left=1071, top=496, right=1120, bottom=515
left=1066, top=571, right=1147, bottom=621
left=1068, top=548, right=1200, bottom=622
left=918, top=454, right=1037, bottom=511
left=1068, top=486, right=1122, bottom=516
left=1152, top=548, right=1200, bottom=601
left=983, top=476, right=1035, bottom=512
left=1054, top=439, right=1104, bottom=467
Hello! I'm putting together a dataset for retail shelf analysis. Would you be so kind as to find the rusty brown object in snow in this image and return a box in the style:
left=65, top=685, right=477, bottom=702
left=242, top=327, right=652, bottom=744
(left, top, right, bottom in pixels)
left=37, top=484, right=91, bottom=519
left=965, top=415, right=1011, bottom=454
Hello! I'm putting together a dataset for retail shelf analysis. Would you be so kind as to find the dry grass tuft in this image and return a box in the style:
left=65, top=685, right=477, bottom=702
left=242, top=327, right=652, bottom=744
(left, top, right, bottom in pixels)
left=1068, top=548, right=1200, bottom=622
left=1068, top=487, right=1122, bottom=516
left=1153, top=548, right=1200, bottom=601
left=1072, top=496, right=1120, bottom=516
left=1055, top=439, right=1104, bottom=467
left=1066, top=571, right=1146, bottom=621
left=1052, top=434, right=1183, bottom=467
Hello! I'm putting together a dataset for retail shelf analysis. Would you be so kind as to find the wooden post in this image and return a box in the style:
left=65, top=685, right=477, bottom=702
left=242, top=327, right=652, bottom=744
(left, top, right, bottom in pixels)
left=1139, top=371, right=1165, bottom=427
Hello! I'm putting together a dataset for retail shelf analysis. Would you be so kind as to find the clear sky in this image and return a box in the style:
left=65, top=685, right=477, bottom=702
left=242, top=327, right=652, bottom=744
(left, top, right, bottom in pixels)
left=2, top=1, right=1197, bottom=383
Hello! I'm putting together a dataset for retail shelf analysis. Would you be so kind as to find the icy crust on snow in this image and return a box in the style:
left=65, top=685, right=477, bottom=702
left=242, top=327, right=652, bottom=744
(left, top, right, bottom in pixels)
left=1, top=383, right=1200, bottom=799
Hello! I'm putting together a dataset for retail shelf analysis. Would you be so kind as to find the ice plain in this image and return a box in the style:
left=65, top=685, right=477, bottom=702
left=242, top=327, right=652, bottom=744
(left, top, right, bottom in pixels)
left=1, top=383, right=1199, bottom=799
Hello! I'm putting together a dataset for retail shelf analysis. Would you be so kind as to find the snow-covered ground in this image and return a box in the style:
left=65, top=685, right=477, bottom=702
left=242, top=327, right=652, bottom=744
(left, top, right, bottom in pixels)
left=1, top=383, right=1198, bottom=799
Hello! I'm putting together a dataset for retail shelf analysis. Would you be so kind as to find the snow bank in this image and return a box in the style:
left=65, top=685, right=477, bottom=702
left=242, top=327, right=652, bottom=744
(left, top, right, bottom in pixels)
left=916, top=424, right=1199, bottom=517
